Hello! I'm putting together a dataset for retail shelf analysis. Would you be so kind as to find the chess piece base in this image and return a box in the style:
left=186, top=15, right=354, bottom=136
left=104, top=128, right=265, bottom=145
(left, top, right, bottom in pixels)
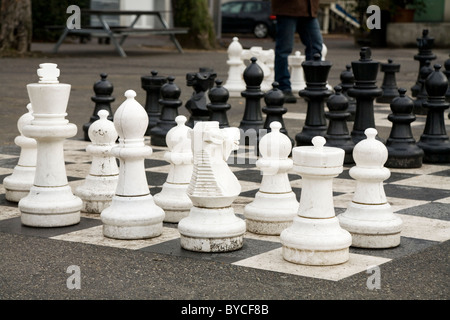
left=101, top=194, right=164, bottom=240
left=76, top=175, right=118, bottom=214
left=178, top=206, right=246, bottom=252
left=153, top=182, right=192, bottom=223
left=280, top=216, right=351, bottom=266
left=3, top=166, right=35, bottom=202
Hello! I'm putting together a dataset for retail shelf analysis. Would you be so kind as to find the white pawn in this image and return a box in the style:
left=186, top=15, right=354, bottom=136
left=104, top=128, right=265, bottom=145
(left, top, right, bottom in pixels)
left=178, top=121, right=246, bottom=252
left=338, top=128, right=403, bottom=248
left=224, top=37, right=246, bottom=97
left=280, top=136, right=352, bottom=266
left=153, top=115, right=193, bottom=223
left=75, top=110, right=119, bottom=214
left=4, top=103, right=37, bottom=202
left=288, top=51, right=306, bottom=92
left=101, top=90, right=165, bottom=240
left=244, top=122, right=298, bottom=235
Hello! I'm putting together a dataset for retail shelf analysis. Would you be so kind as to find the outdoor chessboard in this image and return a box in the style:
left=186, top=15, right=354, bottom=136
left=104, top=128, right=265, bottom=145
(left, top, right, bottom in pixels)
left=0, top=103, right=449, bottom=282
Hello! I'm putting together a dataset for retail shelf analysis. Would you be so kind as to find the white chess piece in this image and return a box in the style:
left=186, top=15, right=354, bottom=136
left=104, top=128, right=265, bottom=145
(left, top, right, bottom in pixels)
left=19, top=63, right=82, bottom=227
left=288, top=51, right=306, bottom=93
left=244, top=121, right=298, bottom=235
left=280, top=136, right=352, bottom=266
left=338, top=128, right=403, bottom=248
left=101, top=90, right=164, bottom=239
left=223, top=37, right=246, bottom=97
left=178, top=121, right=246, bottom=252
left=75, top=110, right=119, bottom=214
left=153, top=115, right=193, bottom=223
left=4, top=103, right=37, bottom=202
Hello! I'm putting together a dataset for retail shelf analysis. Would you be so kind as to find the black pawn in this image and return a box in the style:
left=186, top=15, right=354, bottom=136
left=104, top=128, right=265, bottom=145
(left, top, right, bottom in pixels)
left=262, top=82, right=293, bottom=146
left=295, top=53, right=333, bottom=146
left=417, top=64, right=450, bottom=163
left=385, top=88, right=424, bottom=168
left=149, top=76, right=182, bottom=147
left=411, top=29, right=436, bottom=97
left=207, top=79, right=231, bottom=128
left=82, top=73, right=114, bottom=141
left=376, top=59, right=400, bottom=104
left=325, top=86, right=354, bottom=164
left=239, top=57, right=265, bottom=146
left=348, top=47, right=383, bottom=145
left=413, top=60, right=433, bottom=115
left=141, top=70, right=167, bottom=135
left=339, top=64, right=356, bottom=121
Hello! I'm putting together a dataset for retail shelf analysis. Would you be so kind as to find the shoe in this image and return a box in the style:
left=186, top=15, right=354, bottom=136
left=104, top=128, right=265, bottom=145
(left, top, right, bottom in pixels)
left=283, top=91, right=297, bottom=103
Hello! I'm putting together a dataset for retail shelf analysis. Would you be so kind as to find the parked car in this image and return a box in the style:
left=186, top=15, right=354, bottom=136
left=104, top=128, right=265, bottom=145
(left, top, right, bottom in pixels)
left=221, top=0, right=276, bottom=38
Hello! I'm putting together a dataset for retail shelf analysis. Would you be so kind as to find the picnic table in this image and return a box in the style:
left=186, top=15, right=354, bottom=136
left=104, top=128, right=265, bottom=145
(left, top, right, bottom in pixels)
left=52, top=10, right=189, bottom=57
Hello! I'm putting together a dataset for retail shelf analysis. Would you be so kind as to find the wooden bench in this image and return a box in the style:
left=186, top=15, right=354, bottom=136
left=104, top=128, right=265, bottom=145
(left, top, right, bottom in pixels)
left=52, top=10, right=189, bottom=57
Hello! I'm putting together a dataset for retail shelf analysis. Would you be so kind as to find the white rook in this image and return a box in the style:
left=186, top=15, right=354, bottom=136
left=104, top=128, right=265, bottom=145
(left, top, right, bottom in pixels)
left=154, top=115, right=193, bottom=223
left=75, top=110, right=119, bottom=214
left=19, top=63, right=82, bottom=227
left=338, top=128, right=403, bottom=248
left=4, top=103, right=36, bottom=202
left=280, top=136, right=352, bottom=265
left=244, top=121, right=298, bottom=235
left=101, top=90, right=165, bottom=239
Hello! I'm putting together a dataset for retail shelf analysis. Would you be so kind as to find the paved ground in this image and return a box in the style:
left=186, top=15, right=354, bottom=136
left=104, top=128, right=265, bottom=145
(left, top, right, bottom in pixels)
left=0, top=32, right=449, bottom=307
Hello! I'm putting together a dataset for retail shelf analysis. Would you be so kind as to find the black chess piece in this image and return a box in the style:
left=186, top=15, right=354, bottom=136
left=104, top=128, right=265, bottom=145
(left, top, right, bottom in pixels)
left=149, top=76, right=182, bottom=147
left=348, top=47, right=383, bottom=145
left=207, top=79, right=231, bottom=128
left=411, top=29, right=436, bottom=97
left=295, top=53, right=332, bottom=146
left=339, top=64, right=356, bottom=121
left=413, top=60, right=433, bottom=115
left=376, top=59, right=400, bottom=104
left=262, top=81, right=293, bottom=146
left=417, top=64, right=450, bottom=163
left=239, top=57, right=265, bottom=146
left=82, top=73, right=115, bottom=141
left=185, top=67, right=217, bottom=127
left=141, top=70, right=167, bottom=135
left=444, top=54, right=450, bottom=109
left=325, top=86, right=354, bottom=164
left=385, top=88, right=424, bottom=168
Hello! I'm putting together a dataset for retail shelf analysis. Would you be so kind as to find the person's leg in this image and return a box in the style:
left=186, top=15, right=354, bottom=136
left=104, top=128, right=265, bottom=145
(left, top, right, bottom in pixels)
left=274, top=15, right=297, bottom=101
left=297, top=17, right=323, bottom=61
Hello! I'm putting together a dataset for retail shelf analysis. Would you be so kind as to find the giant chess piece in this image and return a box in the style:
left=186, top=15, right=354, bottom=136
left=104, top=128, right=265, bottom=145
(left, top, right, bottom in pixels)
left=153, top=115, right=193, bottom=223
left=185, top=68, right=217, bottom=128
left=75, top=110, right=119, bottom=214
left=376, top=59, right=400, bottom=104
left=19, top=63, right=82, bottom=227
left=444, top=54, right=450, bottom=110
left=149, top=76, right=182, bottom=147
left=417, top=64, right=450, bottom=163
left=262, top=82, right=293, bottom=146
left=223, top=37, right=246, bottom=97
left=348, top=47, right=383, bottom=145
left=239, top=57, right=265, bottom=146
left=386, top=88, right=424, bottom=168
left=325, top=86, right=355, bottom=164
left=207, top=79, right=231, bottom=128
left=339, top=64, right=356, bottom=121
left=280, top=136, right=352, bottom=265
left=141, top=70, right=167, bottom=135
left=295, top=53, right=332, bottom=146
left=338, top=128, right=403, bottom=248
left=4, top=103, right=36, bottom=202
left=242, top=46, right=273, bottom=92
left=288, top=51, right=306, bottom=93
left=82, top=73, right=115, bottom=141
left=244, top=122, right=298, bottom=235
left=411, top=29, right=436, bottom=97
left=101, top=90, right=165, bottom=239
left=413, top=60, right=433, bottom=115
left=178, top=121, right=246, bottom=252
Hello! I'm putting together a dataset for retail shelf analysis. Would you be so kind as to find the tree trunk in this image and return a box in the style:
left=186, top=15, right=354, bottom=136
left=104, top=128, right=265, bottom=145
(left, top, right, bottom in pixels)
left=172, top=0, right=216, bottom=50
left=0, top=0, right=32, bottom=54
